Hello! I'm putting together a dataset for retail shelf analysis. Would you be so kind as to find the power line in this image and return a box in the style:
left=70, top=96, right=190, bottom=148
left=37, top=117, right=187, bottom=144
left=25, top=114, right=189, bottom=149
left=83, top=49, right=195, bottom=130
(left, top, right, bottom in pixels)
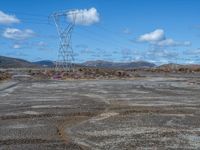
left=4, top=11, right=132, bottom=43
left=76, top=27, right=125, bottom=48
left=0, top=11, right=134, bottom=56
left=5, top=10, right=48, bottom=18
left=21, top=20, right=53, bottom=26
left=94, top=23, right=133, bottom=45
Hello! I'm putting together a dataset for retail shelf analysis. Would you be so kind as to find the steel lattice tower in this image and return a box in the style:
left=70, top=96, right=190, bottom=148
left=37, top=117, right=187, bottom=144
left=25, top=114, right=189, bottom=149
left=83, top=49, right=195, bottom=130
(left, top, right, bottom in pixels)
left=51, top=11, right=76, bottom=71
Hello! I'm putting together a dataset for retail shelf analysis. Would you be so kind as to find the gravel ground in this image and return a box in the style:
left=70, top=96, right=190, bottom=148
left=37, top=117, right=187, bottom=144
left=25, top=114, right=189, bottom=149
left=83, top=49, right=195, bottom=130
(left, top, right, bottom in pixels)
left=1, top=75, right=200, bottom=149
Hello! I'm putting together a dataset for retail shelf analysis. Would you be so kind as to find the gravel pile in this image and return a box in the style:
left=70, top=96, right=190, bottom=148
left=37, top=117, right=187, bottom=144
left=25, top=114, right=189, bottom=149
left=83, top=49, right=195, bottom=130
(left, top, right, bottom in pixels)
left=28, top=68, right=141, bottom=80
left=0, top=71, right=11, bottom=81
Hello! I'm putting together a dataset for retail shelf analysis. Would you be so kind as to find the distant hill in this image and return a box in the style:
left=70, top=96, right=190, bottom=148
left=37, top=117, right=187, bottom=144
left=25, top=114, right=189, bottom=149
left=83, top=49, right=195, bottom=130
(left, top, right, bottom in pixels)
left=158, top=63, right=182, bottom=70
left=0, top=56, right=155, bottom=69
left=82, top=60, right=156, bottom=69
left=33, top=61, right=83, bottom=68
left=33, top=60, right=55, bottom=67
left=158, top=63, right=200, bottom=71
left=0, top=56, right=37, bottom=68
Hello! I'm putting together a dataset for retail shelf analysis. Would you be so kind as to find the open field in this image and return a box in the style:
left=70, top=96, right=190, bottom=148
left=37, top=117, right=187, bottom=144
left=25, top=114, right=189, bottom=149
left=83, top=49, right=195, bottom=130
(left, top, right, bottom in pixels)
left=1, top=74, right=200, bottom=149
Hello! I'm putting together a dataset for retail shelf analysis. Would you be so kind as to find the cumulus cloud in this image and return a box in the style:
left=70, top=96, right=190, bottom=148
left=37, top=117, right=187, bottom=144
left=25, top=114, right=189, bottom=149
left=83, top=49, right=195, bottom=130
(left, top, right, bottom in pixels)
left=38, top=41, right=47, bottom=47
left=12, top=44, right=21, bottom=49
left=156, top=39, right=191, bottom=47
left=81, top=48, right=94, bottom=54
left=75, top=44, right=88, bottom=49
left=147, top=49, right=177, bottom=58
left=138, top=29, right=191, bottom=47
left=156, top=38, right=175, bottom=46
left=67, top=7, right=99, bottom=25
left=2, top=28, right=34, bottom=40
left=138, top=29, right=165, bottom=42
left=184, top=48, right=200, bottom=55
left=182, top=41, right=191, bottom=46
left=36, top=41, right=49, bottom=51
left=123, top=28, right=132, bottom=34
left=0, top=11, right=20, bottom=25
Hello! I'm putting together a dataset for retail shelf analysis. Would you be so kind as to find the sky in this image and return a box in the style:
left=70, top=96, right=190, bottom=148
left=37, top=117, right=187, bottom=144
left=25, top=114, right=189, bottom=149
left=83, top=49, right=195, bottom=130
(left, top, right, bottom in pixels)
left=0, top=0, right=200, bottom=64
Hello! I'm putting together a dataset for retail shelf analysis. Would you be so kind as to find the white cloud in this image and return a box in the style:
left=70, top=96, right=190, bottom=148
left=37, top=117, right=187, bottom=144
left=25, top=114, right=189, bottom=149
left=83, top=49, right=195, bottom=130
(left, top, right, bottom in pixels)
left=147, top=49, right=177, bottom=58
left=184, top=48, right=200, bottom=55
left=185, top=60, right=195, bottom=64
left=138, top=29, right=191, bottom=47
left=38, top=41, right=47, bottom=46
left=2, top=28, right=34, bottom=40
left=0, top=11, right=20, bottom=25
left=138, top=29, right=165, bottom=42
left=12, top=44, right=21, bottom=49
left=182, top=41, right=191, bottom=46
left=123, top=28, right=132, bottom=34
left=156, top=38, right=175, bottom=46
left=157, top=39, right=191, bottom=46
left=67, top=7, right=99, bottom=25
left=37, top=41, right=49, bottom=51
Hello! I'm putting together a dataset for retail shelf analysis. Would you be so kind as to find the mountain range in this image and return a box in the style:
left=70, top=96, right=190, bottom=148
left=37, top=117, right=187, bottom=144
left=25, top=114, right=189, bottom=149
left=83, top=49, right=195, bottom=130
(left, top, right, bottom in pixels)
left=0, top=55, right=156, bottom=69
left=0, top=56, right=37, bottom=68
left=82, top=60, right=156, bottom=69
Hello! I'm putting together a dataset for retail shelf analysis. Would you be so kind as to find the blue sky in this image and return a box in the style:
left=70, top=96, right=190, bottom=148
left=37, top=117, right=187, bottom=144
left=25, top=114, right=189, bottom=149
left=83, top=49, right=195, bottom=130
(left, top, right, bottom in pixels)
left=0, top=0, right=200, bottom=64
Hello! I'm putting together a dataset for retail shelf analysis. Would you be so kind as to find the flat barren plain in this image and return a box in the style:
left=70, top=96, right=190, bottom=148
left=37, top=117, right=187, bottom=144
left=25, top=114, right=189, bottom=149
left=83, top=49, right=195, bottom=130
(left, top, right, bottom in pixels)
left=1, top=73, right=200, bottom=149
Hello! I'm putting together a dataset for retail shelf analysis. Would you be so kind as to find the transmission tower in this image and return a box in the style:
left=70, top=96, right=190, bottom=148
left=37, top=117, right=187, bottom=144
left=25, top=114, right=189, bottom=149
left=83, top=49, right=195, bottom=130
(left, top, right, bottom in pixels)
left=51, top=10, right=76, bottom=71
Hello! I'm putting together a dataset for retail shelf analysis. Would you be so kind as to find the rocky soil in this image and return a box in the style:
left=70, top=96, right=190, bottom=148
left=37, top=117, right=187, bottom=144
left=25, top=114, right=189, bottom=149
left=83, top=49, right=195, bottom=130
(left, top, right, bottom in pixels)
left=1, top=75, right=200, bottom=149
